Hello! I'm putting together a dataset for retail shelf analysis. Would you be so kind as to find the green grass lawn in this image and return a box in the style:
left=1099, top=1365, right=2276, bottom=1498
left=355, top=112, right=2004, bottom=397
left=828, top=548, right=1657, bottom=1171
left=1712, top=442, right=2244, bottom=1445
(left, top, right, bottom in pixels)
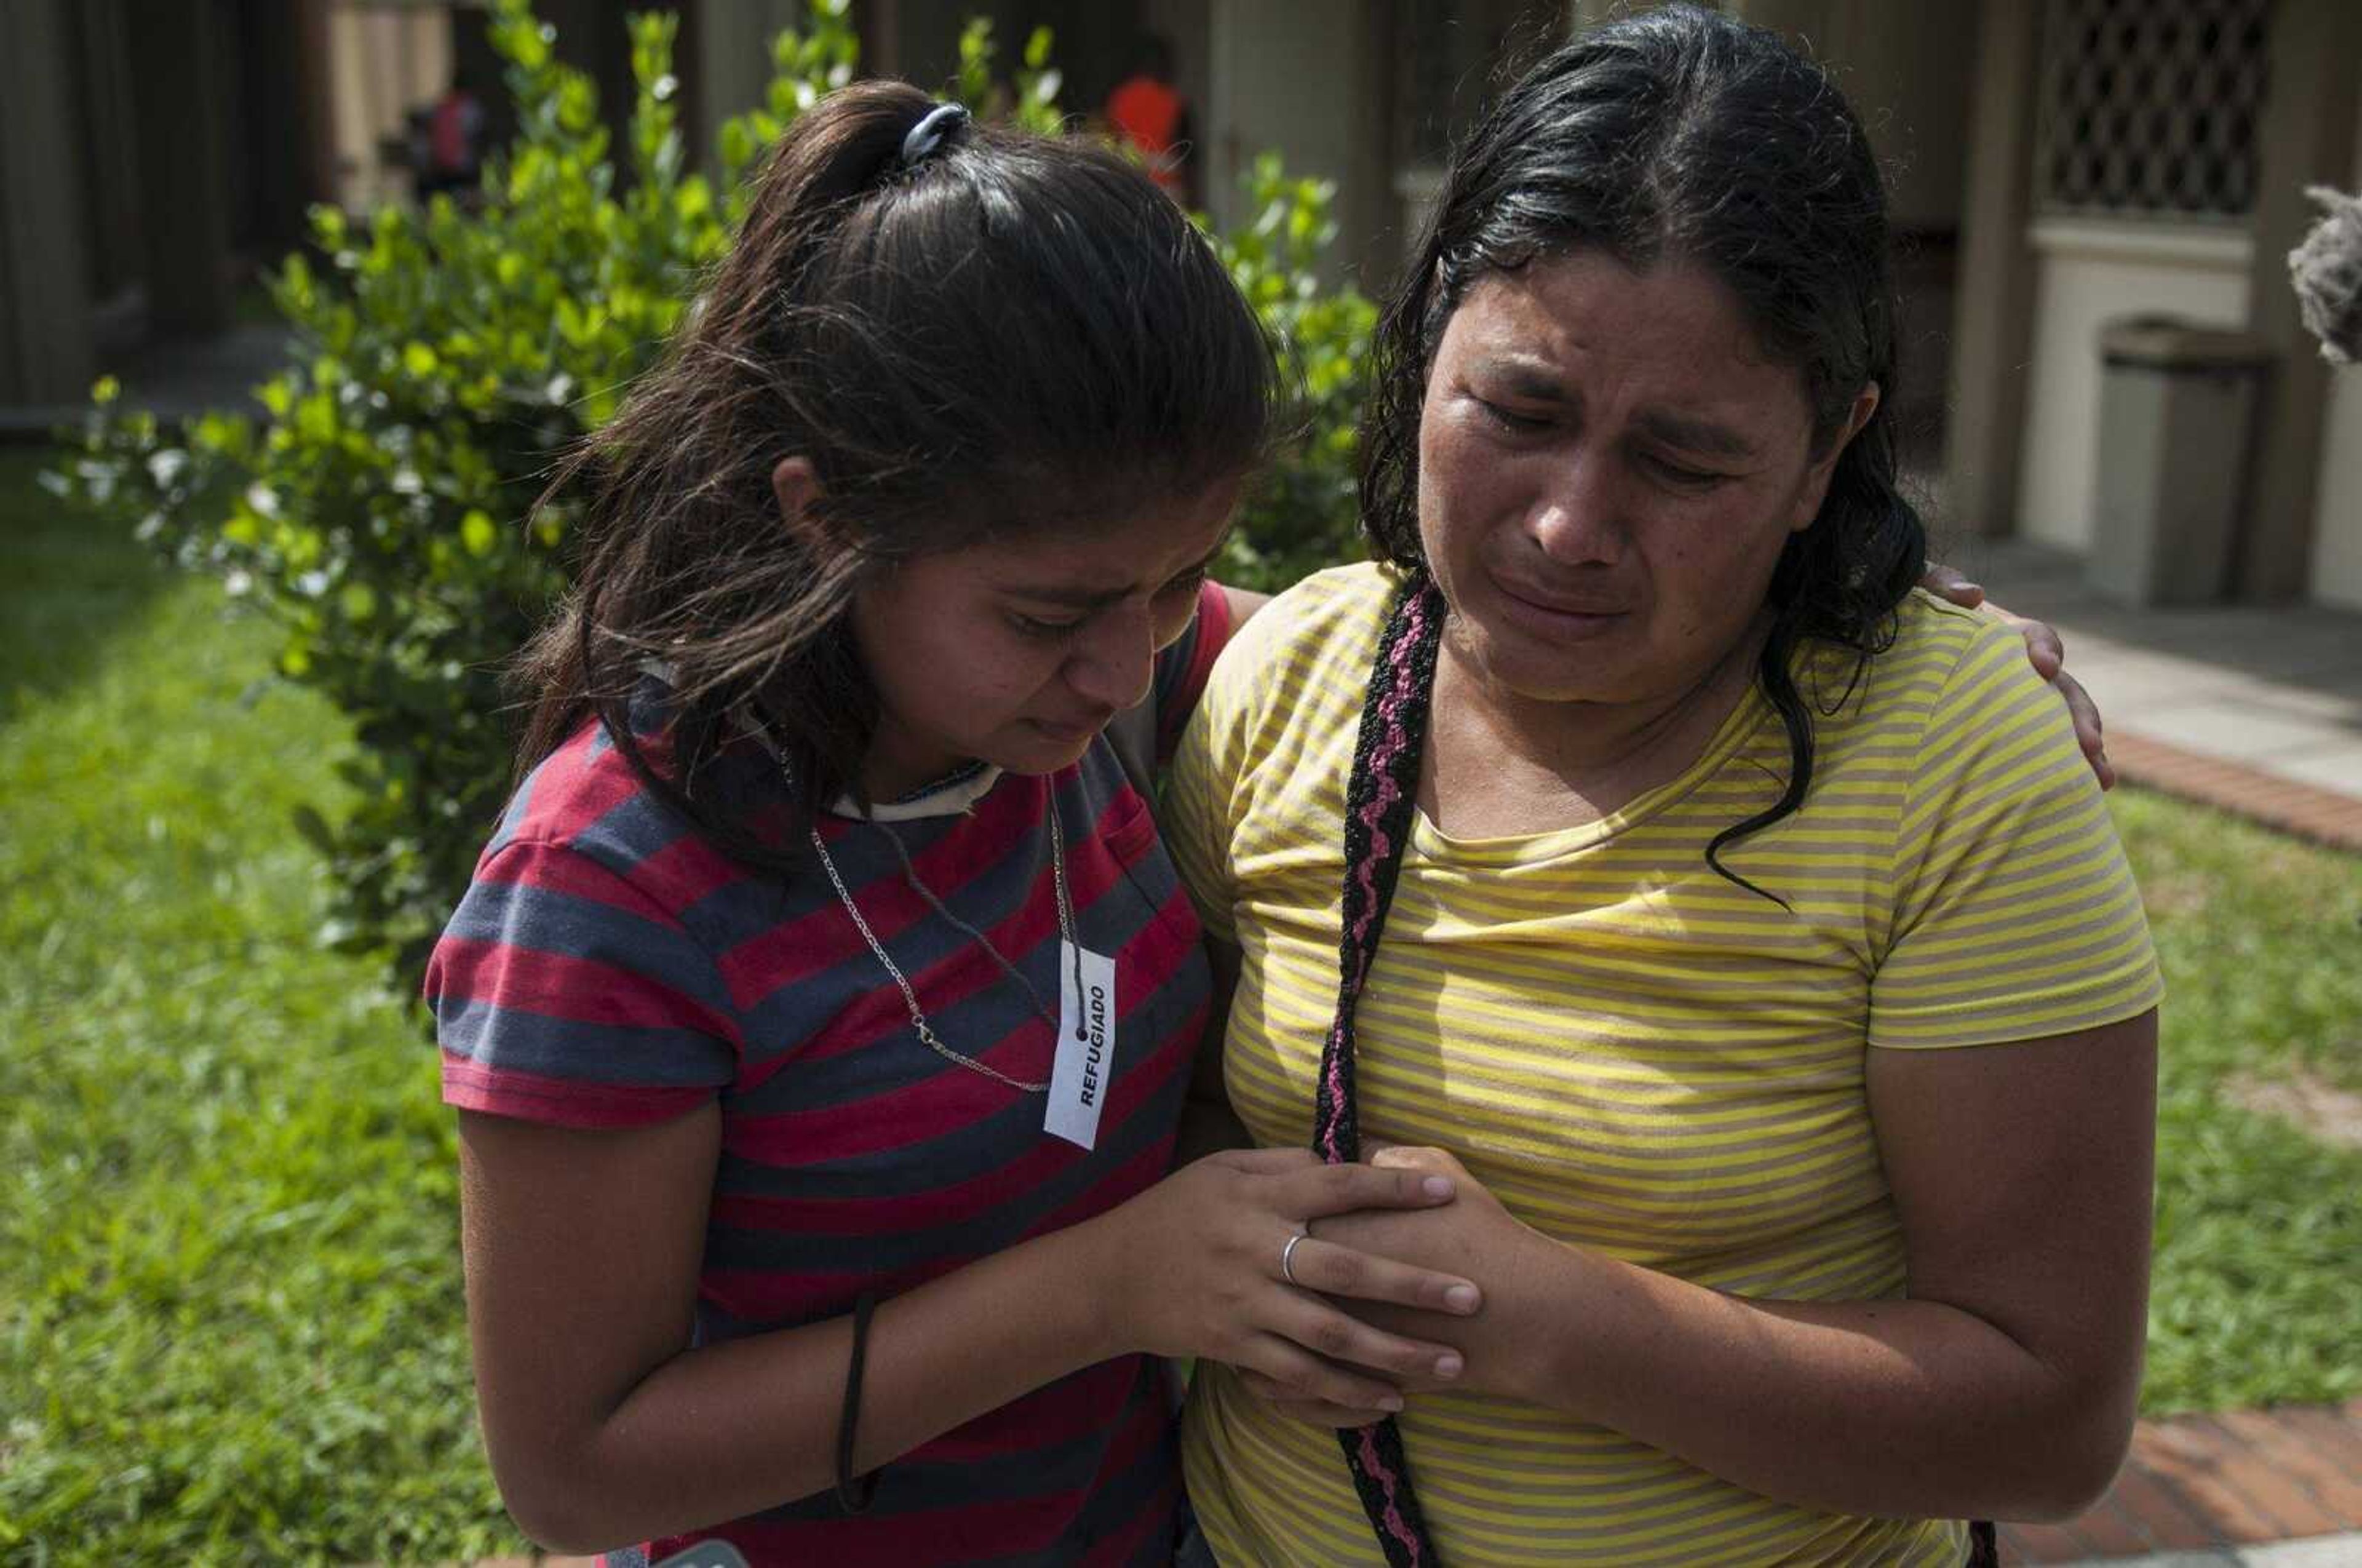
left=0, top=445, right=2356, bottom=1560
left=2113, top=790, right=2362, bottom=1414
left=0, top=450, right=522, bottom=1564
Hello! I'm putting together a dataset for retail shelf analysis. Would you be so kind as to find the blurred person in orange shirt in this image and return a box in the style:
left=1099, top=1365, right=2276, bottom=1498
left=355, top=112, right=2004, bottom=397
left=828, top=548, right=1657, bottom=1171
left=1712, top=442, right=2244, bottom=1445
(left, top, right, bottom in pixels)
left=1103, top=32, right=1198, bottom=208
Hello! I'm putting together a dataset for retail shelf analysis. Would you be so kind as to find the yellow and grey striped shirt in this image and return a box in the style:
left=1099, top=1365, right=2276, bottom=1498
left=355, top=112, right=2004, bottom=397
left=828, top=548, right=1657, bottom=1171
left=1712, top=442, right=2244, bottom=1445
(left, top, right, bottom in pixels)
left=1167, top=564, right=2160, bottom=1567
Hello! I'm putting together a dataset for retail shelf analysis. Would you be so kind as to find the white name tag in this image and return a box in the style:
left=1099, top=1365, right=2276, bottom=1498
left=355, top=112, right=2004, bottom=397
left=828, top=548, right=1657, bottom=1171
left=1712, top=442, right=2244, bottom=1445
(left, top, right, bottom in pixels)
left=1046, top=940, right=1117, bottom=1150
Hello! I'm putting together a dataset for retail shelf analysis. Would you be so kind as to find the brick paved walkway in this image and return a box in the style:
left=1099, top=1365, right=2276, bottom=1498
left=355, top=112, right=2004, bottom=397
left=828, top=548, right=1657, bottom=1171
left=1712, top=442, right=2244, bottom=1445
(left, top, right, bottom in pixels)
left=2000, top=1400, right=2362, bottom=1564
left=2106, top=731, right=2362, bottom=854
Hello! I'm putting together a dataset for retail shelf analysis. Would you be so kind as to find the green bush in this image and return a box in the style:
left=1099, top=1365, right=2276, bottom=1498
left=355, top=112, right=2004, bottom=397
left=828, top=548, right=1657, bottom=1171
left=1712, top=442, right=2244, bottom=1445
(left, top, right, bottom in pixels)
left=1219, top=154, right=1378, bottom=590
left=58, top=0, right=1374, bottom=995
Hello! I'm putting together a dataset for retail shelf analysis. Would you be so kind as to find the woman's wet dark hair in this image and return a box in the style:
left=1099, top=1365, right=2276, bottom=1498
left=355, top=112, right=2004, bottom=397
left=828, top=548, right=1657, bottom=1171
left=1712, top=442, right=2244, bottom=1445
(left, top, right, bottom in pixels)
left=515, top=81, right=1274, bottom=860
left=1361, top=3, right=1925, bottom=898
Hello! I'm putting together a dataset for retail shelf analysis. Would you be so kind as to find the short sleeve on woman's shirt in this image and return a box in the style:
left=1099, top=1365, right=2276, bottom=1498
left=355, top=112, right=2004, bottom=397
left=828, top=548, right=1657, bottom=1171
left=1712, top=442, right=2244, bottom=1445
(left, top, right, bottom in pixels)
left=426, top=835, right=741, bottom=1128
left=1166, top=579, right=1306, bottom=946
left=1869, top=615, right=2162, bottom=1049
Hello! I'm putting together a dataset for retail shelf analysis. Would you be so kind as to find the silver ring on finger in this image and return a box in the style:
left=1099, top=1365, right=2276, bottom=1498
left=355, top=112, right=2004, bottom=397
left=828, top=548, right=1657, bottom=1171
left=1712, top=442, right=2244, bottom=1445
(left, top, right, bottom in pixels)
left=1280, top=1227, right=1310, bottom=1286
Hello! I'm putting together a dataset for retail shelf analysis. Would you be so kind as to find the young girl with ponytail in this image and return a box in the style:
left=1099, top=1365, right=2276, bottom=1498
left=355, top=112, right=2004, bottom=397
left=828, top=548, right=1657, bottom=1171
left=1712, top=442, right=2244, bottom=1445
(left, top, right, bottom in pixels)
left=427, top=60, right=2105, bottom=1568
left=425, top=84, right=1489, bottom=1567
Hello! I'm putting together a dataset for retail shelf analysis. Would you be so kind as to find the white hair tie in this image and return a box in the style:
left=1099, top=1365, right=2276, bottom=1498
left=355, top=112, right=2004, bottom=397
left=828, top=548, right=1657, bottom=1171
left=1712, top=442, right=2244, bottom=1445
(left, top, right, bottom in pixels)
left=899, top=102, right=969, bottom=168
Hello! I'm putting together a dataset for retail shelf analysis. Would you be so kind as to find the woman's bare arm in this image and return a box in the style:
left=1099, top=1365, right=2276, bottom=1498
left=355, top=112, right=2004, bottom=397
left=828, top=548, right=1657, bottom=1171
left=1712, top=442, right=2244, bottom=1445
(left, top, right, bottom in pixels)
left=1303, top=1012, right=2158, bottom=1521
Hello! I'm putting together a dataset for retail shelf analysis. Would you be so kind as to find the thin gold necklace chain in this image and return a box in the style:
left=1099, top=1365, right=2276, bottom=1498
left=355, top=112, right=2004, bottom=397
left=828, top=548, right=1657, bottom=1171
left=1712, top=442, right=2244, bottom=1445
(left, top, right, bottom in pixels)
left=878, top=822, right=1060, bottom=1030
left=809, top=787, right=1084, bottom=1095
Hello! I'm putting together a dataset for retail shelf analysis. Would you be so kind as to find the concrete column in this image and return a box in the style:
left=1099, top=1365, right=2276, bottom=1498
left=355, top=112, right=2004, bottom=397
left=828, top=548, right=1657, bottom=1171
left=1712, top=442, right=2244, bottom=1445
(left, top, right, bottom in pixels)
left=1204, top=0, right=1389, bottom=282
left=293, top=1, right=340, bottom=234
left=240, top=0, right=334, bottom=257
left=862, top=0, right=903, bottom=78
left=2233, top=0, right=2362, bottom=601
left=690, top=0, right=809, bottom=167
left=71, top=0, right=142, bottom=306
left=1343, top=0, right=1399, bottom=285
left=0, top=0, right=95, bottom=404
left=2304, top=99, right=2362, bottom=609
left=1132, top=0, right=1213, bottom=217
left=327, top=6, right=448, bottom=212
left=1730, top=0, right=1832, bottom=50
left=125, top=0, right=234, bottom=337
left=1942, top=0, right=2045, bottom=537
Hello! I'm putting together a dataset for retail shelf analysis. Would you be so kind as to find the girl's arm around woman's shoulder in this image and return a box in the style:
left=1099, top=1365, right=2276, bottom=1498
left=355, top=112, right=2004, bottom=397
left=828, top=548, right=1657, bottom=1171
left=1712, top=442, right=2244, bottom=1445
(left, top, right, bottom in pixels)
left=1200, top=569, right=2106, bottom=786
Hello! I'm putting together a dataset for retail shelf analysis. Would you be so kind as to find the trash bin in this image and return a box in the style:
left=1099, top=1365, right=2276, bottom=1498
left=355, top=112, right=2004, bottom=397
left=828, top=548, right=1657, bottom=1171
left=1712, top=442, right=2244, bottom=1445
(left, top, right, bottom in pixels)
left=2088, top=314, right=2273, bottom=605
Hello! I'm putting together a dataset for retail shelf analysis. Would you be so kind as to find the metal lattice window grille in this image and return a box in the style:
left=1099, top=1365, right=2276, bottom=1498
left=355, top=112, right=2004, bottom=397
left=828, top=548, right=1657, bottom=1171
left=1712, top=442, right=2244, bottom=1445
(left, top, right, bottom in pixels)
left=2035, top=0, right=2270, bottom=223
left=1393, top=0, right=1564, bottom=172
left=1396, top=0, right=1460, bottom=169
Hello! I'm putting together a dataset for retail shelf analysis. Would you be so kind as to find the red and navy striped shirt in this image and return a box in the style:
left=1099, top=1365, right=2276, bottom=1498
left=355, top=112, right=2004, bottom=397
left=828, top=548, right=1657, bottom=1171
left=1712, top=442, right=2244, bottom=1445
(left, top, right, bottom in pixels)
left=425, top=586, right=1233, bottom=1566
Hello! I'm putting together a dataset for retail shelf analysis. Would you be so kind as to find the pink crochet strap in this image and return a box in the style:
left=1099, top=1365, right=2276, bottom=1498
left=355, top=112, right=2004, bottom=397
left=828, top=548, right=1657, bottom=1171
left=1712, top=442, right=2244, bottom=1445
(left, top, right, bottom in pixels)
left=1310, top=574, right=1446, bottom=1566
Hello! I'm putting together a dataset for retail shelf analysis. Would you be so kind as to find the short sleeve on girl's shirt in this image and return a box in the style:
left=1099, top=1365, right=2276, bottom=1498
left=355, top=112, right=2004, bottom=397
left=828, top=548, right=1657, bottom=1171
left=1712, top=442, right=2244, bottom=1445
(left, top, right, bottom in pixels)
left=426, top=834, right=742, bottom=1129
left=430, top=581, right=1231, bottom=1131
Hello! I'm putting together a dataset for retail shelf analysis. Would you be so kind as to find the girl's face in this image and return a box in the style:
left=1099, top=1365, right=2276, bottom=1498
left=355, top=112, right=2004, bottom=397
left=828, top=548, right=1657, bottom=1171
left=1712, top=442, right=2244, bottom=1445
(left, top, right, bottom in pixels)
left=847, top=479, right=1239, bottom=796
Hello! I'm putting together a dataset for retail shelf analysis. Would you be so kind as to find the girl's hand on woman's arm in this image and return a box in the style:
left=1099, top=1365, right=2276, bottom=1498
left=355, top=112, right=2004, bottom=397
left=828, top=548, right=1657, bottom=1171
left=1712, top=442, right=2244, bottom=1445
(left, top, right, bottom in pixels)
left=1231, top=1140, right=1539, bottom=1427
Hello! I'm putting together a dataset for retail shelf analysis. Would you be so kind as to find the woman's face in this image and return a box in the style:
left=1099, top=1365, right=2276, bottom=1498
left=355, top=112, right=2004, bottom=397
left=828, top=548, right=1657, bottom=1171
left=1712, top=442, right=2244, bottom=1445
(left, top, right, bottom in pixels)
left=1416, top=250, right=1869, bottom=716
left=845, top=479, right=1238, bottom=796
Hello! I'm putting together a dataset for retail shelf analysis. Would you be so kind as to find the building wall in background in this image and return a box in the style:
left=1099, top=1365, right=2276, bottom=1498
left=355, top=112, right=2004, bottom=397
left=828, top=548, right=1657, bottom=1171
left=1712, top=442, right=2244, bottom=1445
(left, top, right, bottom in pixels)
left=1719, top=0, right=1974, bottom=469
left=0, top=0, right=94, bottom=405
left=2305, top=96, right=2362, bottom=610
left=2015, top=221, right=2251, bottom=550
left=327, top=4, right=455, bottom=212
left=2011, top=0, right=2269, bottom=553
left=1203, top=0, right=1380, bottom=279
left=1732, top=0, right=1975, bottom=232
